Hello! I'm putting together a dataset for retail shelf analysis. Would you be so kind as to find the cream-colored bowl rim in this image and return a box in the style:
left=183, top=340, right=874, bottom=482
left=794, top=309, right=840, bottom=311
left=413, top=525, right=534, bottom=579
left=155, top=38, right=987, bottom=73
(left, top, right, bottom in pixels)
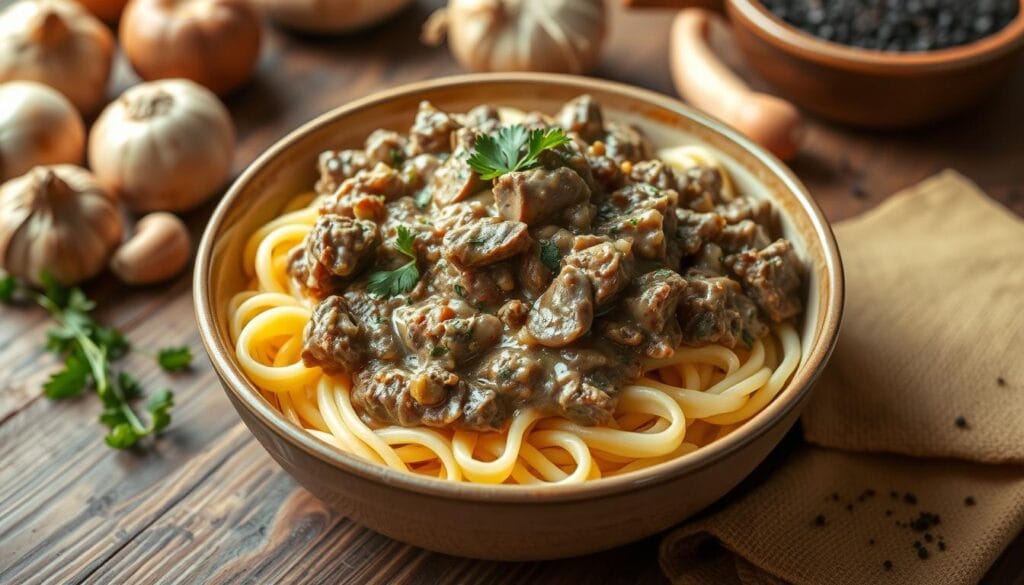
left=194, top=72, right=845, bottom=503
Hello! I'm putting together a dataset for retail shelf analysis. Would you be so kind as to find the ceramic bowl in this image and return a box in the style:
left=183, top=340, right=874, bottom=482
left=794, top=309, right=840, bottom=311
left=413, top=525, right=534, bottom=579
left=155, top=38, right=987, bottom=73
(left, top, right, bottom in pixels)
left=725, top=0, right=1024, bottom=127
left=194, top=73, right=844, bottom=560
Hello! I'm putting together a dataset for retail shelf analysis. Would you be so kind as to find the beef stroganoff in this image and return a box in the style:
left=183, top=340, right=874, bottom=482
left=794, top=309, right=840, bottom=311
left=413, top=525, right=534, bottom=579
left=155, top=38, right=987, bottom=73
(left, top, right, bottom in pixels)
left=231, top=96, right=804, bottom=484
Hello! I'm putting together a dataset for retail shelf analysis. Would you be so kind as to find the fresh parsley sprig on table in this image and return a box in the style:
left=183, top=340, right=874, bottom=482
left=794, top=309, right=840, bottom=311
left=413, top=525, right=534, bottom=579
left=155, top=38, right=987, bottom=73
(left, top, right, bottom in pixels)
left=0, top=273, right=191, bottom=450
left=467, top=125, right=572, bottom=181
left=366, top=225, right=420, bottom=298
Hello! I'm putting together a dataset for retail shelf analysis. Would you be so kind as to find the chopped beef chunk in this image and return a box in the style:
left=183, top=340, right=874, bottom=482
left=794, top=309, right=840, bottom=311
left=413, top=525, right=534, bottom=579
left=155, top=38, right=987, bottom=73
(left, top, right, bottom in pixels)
left=320, top=163, right=409, bottom=219
left=564, top=240, right=635, bottom=308
left=288, top=245, right=340, bottom=298
left=343, top=290, right=400, bottom=360
left=687, top=242, right=726, bottom=277
left=461, top=104, right=502, bottom=128
left=517, top=239, right=556, bottom=298
left=678, top=276, right=766, bottom=348
left=476, top=348, right=542, bottom=403
left=306, top=215, right=380, bottom=278
left=493, top=166, right=591, bottom=226
left=301, top=295, right=364, bottom=373
left=429, top=155, right=481, bottom=207
left=600, top=208, right=668, bottom=260
left=525, top=266, right=594, bottom=348
left=717, top=219, right=771, bottom=253
left=539, top=140, right=601, bottom=195
left=443, top=218, right=531, bottom=268
left=393, top=297, right=502, bottom=365
left=726, top=239, right=803, bottom=322
left=554, top=347, right=638, bottom=425
left=716, top=197, right=775, bottom=227
left=352, top=364, right=466, bottom=428
left=400, top=154, right=442, bottom=192
left=408, top=101, right=461, bottom=156
left=497, top=299, right=530, bottom=329
left=630, top=160, right=684, bottom=192
left=557, top=94, right=605, bottom=142
left=316, top=149, right=369, bottom=196
left=587, top=154, right=626, bottom=192
left=602, top=270, right=688, bottom=358
left=365, top=129, right=407, bottom=167
left=434, top=199, right=493, bottom=232
left=679, top=166, right=725, bottom=211
left=428, top=260, right=515, bottom=308
left=604, top=122, right=651, bottom=163
left=676, top=208, right=726, bottom=257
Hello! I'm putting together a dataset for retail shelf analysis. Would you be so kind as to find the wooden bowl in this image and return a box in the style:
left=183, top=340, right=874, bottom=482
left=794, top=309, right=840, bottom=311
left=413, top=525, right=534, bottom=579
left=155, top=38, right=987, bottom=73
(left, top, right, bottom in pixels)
left=194, top=73, right=844, bottom=560
left=726, top=0, right=1024, bottom=127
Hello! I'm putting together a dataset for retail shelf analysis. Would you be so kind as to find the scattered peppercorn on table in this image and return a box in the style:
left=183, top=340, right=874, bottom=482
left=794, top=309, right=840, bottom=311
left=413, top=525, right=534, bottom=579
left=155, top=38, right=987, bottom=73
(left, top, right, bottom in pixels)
left=1, top=1, right=1023, bottom=583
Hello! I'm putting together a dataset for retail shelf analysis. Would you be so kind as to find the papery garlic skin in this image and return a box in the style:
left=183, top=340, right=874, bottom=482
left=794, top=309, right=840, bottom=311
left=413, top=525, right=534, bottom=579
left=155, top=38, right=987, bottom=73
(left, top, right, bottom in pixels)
left=430, top=0, right=607, bottom=74
left=0, top=165, right=123, bottom=287
left=0, top=81, right=85, bottom=181
left=0, top=0, right=115, bottom=115
left=88, top=79, right=236, bottom=213
left=255, top=0, right=412, bottom=34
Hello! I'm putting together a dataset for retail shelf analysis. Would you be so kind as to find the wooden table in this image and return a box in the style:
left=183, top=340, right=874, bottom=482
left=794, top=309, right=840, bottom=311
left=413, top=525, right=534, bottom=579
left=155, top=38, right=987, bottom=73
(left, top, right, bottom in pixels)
left=2, top=2, right=1022, bottom=583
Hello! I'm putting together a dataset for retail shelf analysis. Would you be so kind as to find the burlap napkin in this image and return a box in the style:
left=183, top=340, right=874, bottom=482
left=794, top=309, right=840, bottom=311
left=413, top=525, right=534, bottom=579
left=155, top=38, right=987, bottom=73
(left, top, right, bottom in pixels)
left=660, top=171, right=1024, bottom=585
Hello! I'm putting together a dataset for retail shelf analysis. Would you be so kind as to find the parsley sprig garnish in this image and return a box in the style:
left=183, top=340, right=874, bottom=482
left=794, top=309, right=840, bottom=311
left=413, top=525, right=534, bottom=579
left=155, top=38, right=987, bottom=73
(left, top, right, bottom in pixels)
left=467, top=125, right=572, bottom=181
left=366, top=225, right=420, bottom=298
left=0, top=273, right=190, bottom=450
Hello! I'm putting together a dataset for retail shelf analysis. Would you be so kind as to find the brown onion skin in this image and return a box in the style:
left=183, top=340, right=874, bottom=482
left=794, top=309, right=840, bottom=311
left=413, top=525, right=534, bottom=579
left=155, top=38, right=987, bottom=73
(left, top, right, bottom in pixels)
left=119, top=0, right=262, bottom=96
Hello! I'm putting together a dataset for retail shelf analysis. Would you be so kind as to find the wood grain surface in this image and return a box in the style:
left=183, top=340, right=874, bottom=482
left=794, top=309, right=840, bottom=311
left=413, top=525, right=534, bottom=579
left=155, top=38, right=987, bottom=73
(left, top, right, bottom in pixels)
left=1, top=1, right=1022, bottom=583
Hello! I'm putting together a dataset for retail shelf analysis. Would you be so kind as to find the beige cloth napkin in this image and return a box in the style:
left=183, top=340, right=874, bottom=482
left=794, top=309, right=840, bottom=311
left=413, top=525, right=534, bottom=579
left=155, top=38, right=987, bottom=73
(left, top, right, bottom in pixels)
left=660, top=171, right=1024, bottom=585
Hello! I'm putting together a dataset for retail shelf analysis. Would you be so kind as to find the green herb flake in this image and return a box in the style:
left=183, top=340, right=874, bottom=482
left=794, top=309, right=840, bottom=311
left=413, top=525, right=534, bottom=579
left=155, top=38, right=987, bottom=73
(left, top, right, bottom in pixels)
left=741, top=329, right=755, bottom=349
left=539, top=240, right=562, bottom=273
left=467, top=125, right=571, bottom=181
left=0, top=274, right=16, bottom=302
left=367, top=226, right=421, bottom=298
left=497, top=367, right=514, bottom=383
left=453, top=284, right=467, bottom=298
left=414, top=188, right=433, bottom=209
left=430, top=345, right=449, bottom=358
left=157, top=346, right=193, bottom=372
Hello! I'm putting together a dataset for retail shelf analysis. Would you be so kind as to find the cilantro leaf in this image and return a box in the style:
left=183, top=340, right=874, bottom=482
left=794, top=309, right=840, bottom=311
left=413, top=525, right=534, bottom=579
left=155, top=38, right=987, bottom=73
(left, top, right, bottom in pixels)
left=146, top=389, right=174, bottom=432
left=95, top=326, right=130, bottom=360
left=0, top=275, right=15, bottom=302
left=43, top=353, right=90, bottom=399
left=118, top=371, right=143, bottom=400
left=157, top=346, right=192, bottom=372
left=539, top=240, right=562, bottom=273
left=105, top=423, right=139, bottom=449
left=366, top=261, right=419, bottom=298
left=467, top=125, right=571, bottom=181
left=366, top=226, right=421, bottom=298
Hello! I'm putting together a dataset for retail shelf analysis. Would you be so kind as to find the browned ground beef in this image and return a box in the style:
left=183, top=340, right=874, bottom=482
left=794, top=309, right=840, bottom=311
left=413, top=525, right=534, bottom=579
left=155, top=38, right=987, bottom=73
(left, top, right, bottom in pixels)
left=294, top=97, right=804, bottom=431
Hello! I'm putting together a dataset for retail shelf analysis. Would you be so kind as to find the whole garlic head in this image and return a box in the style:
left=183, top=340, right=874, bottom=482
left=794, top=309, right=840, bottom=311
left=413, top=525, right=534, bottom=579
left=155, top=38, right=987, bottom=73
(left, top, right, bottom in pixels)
left=88, top=79, right=236, bottom=213
left=0, top=0, right=115, bottom=114
left=424, top=0, right=607, bottom=74
left=0, top=165, right=123, bottom=287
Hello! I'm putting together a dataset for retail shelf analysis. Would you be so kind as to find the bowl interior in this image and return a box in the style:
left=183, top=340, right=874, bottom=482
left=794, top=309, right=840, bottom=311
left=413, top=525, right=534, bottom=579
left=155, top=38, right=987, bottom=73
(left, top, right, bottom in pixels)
left=196, top=73, right=843, bottom=502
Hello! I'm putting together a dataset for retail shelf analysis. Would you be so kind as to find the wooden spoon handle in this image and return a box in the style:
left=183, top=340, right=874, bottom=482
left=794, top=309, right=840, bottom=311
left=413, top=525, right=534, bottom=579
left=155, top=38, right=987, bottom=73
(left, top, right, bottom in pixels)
left=669, top=8, right=802, bottom=160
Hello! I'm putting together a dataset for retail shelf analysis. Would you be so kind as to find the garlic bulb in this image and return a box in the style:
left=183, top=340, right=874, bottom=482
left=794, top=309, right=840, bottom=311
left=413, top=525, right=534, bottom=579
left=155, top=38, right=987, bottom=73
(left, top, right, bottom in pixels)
left=0, top=0, right=115, bottom=114
left=88, top=79, right=236, bottom=213
left=0, top=165, right=123, bottom=287
left=423, top=0, right=607, bottom=74
left=255, top=0, right=412, bottom=34
left=111, top=212, right=191, bottom=285
left=0, top=81, right=85, bottom=181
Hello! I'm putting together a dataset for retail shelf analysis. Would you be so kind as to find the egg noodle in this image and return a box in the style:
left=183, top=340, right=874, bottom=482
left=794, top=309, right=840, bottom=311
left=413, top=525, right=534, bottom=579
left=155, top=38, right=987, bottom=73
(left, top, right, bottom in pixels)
left=229, top=148, right=801, bottom=485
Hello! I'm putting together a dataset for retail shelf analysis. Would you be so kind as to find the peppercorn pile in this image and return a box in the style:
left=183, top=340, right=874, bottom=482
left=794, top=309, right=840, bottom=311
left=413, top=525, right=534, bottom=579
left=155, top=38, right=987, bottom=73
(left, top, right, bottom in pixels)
left=759, top=0, right=1020, bottom=52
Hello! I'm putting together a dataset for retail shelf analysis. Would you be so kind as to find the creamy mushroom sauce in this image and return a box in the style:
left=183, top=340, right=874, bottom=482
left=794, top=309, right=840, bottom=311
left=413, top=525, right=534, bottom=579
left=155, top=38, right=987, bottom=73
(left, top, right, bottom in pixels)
left=291, top=96, right=804, bottom=431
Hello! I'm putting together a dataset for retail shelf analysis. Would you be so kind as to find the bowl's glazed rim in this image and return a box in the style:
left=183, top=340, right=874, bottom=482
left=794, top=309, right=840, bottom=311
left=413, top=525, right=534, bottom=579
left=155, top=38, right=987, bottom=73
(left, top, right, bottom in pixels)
left=194, top=72, right=845, bottom=504
left=730, top=0, right=1024, bottom=74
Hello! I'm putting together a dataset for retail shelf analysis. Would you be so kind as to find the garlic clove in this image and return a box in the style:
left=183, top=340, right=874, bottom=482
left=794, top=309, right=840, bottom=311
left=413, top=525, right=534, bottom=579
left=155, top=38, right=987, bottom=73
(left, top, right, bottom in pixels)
left=110, top=212, right=192, bottom=285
